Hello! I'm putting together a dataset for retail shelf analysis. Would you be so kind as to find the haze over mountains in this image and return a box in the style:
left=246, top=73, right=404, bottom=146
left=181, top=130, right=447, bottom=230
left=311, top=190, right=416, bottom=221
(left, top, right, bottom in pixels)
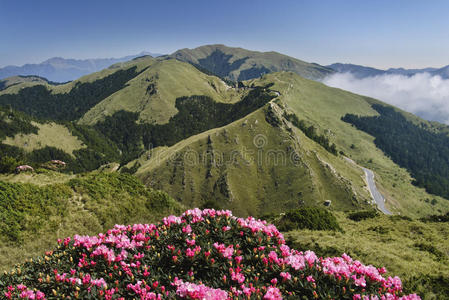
left=0, top=52, right=163, bottom=82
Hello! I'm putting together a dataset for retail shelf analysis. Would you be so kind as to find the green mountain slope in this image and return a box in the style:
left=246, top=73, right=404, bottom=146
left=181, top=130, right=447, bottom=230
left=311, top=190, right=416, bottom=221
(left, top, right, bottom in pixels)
left=0, top=105, right=121, bottom=173
left=170, top=44, right=334, bottom=81
left=128, top=71, right=449, bottom=218
left=342, top=104, right=449, bottom=199
left=249, top=72, right=449, bottom=217
left=0, top=57, right=248, bottom=169
left=131, top=99, right=372, bottom=217
left=79, top=58, right=243, bottom=125
left=0, top=57, right=149, bottom=97
left=0, top=56, right=243, bottom=126
left=0, top=65, right=148, bottom=121
left=0, top=75, right=55, bottom=91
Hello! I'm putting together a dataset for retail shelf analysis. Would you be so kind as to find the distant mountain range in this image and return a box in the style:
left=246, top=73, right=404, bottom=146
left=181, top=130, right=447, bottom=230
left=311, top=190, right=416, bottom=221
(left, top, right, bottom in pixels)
left=3, top=47, right=449, bottom=84
left=327, top=63, right=449, bottom=78
left=0, top=52, right=163, bottom=82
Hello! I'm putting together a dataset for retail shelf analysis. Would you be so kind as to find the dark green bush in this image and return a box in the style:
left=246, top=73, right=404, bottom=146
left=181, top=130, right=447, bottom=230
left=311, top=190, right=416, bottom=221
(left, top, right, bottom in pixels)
left=275, top=207, right=342, bottom=232
left=284, top=112, right=338, bottom=155
left=347, top=210, right=379, bottom=221
left=404, top=274, right=449, bottom=299
left=120, top=162, right=141, bottom=174
left=0, top=156, right=21, bottom=173
left=0, top=181, right=72, bottom=242
left=413, top=243, right=446, bottom=261
left=420, top=212, right=449, bottom=223
left=390, top=215, right=413, bottom=222
left=367, top=225, right=390, bottom=234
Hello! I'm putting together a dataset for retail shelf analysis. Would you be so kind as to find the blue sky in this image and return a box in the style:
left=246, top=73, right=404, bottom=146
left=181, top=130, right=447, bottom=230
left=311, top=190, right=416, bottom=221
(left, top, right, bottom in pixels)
left=1, top=0, right=449, bottom=69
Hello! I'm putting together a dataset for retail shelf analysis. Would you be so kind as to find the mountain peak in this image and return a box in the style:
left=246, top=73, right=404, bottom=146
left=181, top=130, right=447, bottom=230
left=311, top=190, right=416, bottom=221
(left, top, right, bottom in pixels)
left=171, top=44, right=333, bottom=81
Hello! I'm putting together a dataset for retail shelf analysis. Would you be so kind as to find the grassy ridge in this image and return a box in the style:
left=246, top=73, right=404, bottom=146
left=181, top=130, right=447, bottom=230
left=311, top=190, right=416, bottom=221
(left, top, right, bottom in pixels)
left=0, top=66, right=145, bottom=121
left=93, top=86, right=275, bottom=163
left=0, top=172, right=184, bottom=269
left=133, top=104, right=372, bottom=217
left=79, top=58, right=244, bottom=125
left=131, top=70, right=449, bottom=219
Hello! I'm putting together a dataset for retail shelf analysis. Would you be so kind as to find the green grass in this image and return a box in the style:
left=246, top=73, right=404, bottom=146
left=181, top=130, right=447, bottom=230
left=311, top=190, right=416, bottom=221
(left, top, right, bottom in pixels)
left=3, top=121, right=85, bottom=155
left=268, top=206, right=343, bottom=232
left=284, top=212, right=449, bottom=299
left=0, top=171, right=184, bottom=270
left=0, top=169, right=74, bottom=185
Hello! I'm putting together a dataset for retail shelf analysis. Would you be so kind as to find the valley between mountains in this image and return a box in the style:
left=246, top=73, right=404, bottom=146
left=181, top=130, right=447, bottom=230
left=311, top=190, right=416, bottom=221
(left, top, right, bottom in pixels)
left=0, top=45, right=448, bottom=299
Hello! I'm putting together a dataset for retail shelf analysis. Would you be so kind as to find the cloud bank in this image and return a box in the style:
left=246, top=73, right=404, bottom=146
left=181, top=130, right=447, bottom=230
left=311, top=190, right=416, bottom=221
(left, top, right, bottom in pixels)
left=322, top=72, right=449, bottom=124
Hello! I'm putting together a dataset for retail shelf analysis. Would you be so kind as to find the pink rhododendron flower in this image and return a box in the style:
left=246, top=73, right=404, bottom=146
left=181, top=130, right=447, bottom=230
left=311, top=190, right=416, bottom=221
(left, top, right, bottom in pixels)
left=1, top=208, right=421, bottom=300
left=264, top=286, right=282, bottom=299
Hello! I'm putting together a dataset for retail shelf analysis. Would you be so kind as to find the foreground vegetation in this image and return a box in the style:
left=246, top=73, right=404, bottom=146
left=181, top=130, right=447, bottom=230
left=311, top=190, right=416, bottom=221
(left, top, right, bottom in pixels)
left=0, top=169, right=446, bottom=298
left=1, top=208, right=419, bottom=299
left=0, top=172, right=184, bottom=269
left=280, top=209, right=449, bottom=299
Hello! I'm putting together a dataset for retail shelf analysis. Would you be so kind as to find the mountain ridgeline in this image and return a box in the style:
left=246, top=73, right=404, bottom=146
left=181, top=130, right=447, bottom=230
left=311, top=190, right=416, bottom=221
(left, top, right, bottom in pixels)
left=94, top=85, right=276, bottom=163
left=0, top=45, right=449, bottom=218
left=0, top=66, right=146, bottom=121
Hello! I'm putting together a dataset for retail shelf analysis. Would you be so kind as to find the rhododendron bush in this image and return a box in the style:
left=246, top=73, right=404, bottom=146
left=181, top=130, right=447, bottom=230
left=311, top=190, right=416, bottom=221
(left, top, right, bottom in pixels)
left=1, top=208, right=420, bottom=299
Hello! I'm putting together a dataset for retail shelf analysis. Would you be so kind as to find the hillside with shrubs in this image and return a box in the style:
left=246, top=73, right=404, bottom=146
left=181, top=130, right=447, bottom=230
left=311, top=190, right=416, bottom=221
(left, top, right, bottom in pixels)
left=1, top=208, right=421, bottom=299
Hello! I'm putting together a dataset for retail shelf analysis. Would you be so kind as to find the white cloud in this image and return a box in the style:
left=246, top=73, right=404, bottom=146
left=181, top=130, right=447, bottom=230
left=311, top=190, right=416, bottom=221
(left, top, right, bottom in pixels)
left=322, top=72, right=449, bottom=124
